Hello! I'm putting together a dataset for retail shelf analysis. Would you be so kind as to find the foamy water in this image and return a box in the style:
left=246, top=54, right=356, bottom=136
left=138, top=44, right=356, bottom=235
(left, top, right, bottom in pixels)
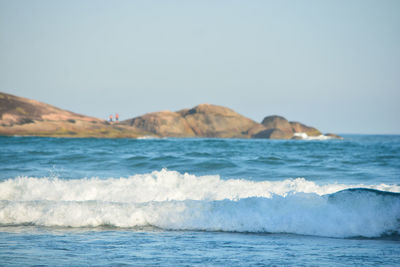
left=1, top=170, right=399, bottom=238
left=1, top=169, right=399, bottom=202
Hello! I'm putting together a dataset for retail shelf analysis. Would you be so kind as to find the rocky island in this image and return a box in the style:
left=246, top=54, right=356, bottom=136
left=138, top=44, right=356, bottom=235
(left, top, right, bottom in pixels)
left=0, top=92, right=341, bottom=139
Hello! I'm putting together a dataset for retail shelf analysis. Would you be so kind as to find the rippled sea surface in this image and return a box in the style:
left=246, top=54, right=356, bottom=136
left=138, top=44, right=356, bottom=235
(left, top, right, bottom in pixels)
left=0, top=135, right=399, bottom=266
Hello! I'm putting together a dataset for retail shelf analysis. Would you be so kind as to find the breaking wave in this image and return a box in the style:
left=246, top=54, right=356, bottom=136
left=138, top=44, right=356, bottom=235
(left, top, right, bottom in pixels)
left=0, top=170, right=399, bottom=238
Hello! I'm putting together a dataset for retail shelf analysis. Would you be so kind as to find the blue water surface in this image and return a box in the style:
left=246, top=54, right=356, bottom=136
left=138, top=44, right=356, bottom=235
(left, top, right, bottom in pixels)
left=0, top=135, right=399, bottom=266
left=1, top=135, right=399, bottom=183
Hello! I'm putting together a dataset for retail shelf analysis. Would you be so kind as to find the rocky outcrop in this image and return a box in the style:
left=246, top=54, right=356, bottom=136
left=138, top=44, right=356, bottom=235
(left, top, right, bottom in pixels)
left=0, top=92, right=147, bottom=138
left=1, top=92, right=341, bottom=139
left=123, top=105, right=342, bottom=139
left=290, top=121, right=321, bottom=136
left=252, top=115, right=331, bottom=139
left=0, top=92, right=99, bottom=125
left=252, top=128, right=289, bottom=139
left=178, top=104, right=259, bottom=138
left=123, top=104, right=260, bottom=138
left=125, top=110, right=195, bottom=137
left=255, top=115, right=294, bottom=139
left=261, top=116, right=293, bottom=132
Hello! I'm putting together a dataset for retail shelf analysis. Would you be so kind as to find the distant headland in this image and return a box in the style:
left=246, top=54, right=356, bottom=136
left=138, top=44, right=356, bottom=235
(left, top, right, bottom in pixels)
left=0, top=92, right=341, bottom=139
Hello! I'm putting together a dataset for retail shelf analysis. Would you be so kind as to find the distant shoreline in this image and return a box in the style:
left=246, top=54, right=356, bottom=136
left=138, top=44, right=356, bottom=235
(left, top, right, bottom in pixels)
left=0, top=92, right=342, bottom=140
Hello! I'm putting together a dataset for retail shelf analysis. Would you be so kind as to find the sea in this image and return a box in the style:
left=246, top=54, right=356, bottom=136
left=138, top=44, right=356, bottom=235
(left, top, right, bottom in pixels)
left=0, top=135, right=399, bottom=266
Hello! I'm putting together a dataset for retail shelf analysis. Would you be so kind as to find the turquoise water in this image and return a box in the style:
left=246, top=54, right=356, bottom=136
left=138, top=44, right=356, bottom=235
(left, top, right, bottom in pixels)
left=0, top=135, right=399, bottom=266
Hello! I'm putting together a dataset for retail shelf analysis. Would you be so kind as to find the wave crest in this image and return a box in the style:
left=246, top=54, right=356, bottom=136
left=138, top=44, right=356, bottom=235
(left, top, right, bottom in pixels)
left=0, top=170, right=399, bottom=238
left=1, top=169, right=399, bottom=202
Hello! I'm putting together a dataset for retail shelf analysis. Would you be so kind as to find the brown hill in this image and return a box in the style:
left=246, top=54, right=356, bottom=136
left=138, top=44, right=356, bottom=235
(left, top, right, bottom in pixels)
left=124, top=110, right=196, bottom=137
left=122, top=104, right=340, bottom=139
left=0, top=92, right=147, bottom=138
left=178, top=104, right=260, bottom=138
left=122, top=104, right=260, bottom=138
left=1, top=92, right=340, bottom=139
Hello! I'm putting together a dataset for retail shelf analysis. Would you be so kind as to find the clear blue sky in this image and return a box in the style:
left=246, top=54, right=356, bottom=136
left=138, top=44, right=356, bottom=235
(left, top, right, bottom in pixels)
left=1, top=0, right=399, bottom=134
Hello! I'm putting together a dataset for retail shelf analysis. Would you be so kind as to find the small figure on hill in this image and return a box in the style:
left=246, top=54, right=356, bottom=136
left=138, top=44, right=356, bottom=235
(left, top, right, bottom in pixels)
left=109, top=114, right=113, bottom=122
left=115, top=113, right=119, bottom=123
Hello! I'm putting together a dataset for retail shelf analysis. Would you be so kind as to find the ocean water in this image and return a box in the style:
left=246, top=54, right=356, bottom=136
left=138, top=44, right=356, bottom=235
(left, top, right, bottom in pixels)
left=0, top=135, right=399, bottom=266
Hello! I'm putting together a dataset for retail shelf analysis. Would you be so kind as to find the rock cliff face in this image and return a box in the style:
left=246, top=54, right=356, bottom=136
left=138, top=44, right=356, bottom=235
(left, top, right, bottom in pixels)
left=1, top=92, right=340, bottom=139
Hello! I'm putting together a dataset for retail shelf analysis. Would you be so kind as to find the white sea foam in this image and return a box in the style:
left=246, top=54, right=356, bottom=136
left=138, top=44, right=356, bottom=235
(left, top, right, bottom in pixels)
left=293, top=132, right=332, bottom=140
left=1, top=169, right=398, bottom=202
left=136, top=135, right=159, bottom=139
left=0, top=170, right=399, bottom=238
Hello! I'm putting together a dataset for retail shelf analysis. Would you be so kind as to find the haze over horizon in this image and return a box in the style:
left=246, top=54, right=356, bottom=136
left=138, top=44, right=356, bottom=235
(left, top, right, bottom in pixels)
left=1, top=0, right=399, bottom=134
